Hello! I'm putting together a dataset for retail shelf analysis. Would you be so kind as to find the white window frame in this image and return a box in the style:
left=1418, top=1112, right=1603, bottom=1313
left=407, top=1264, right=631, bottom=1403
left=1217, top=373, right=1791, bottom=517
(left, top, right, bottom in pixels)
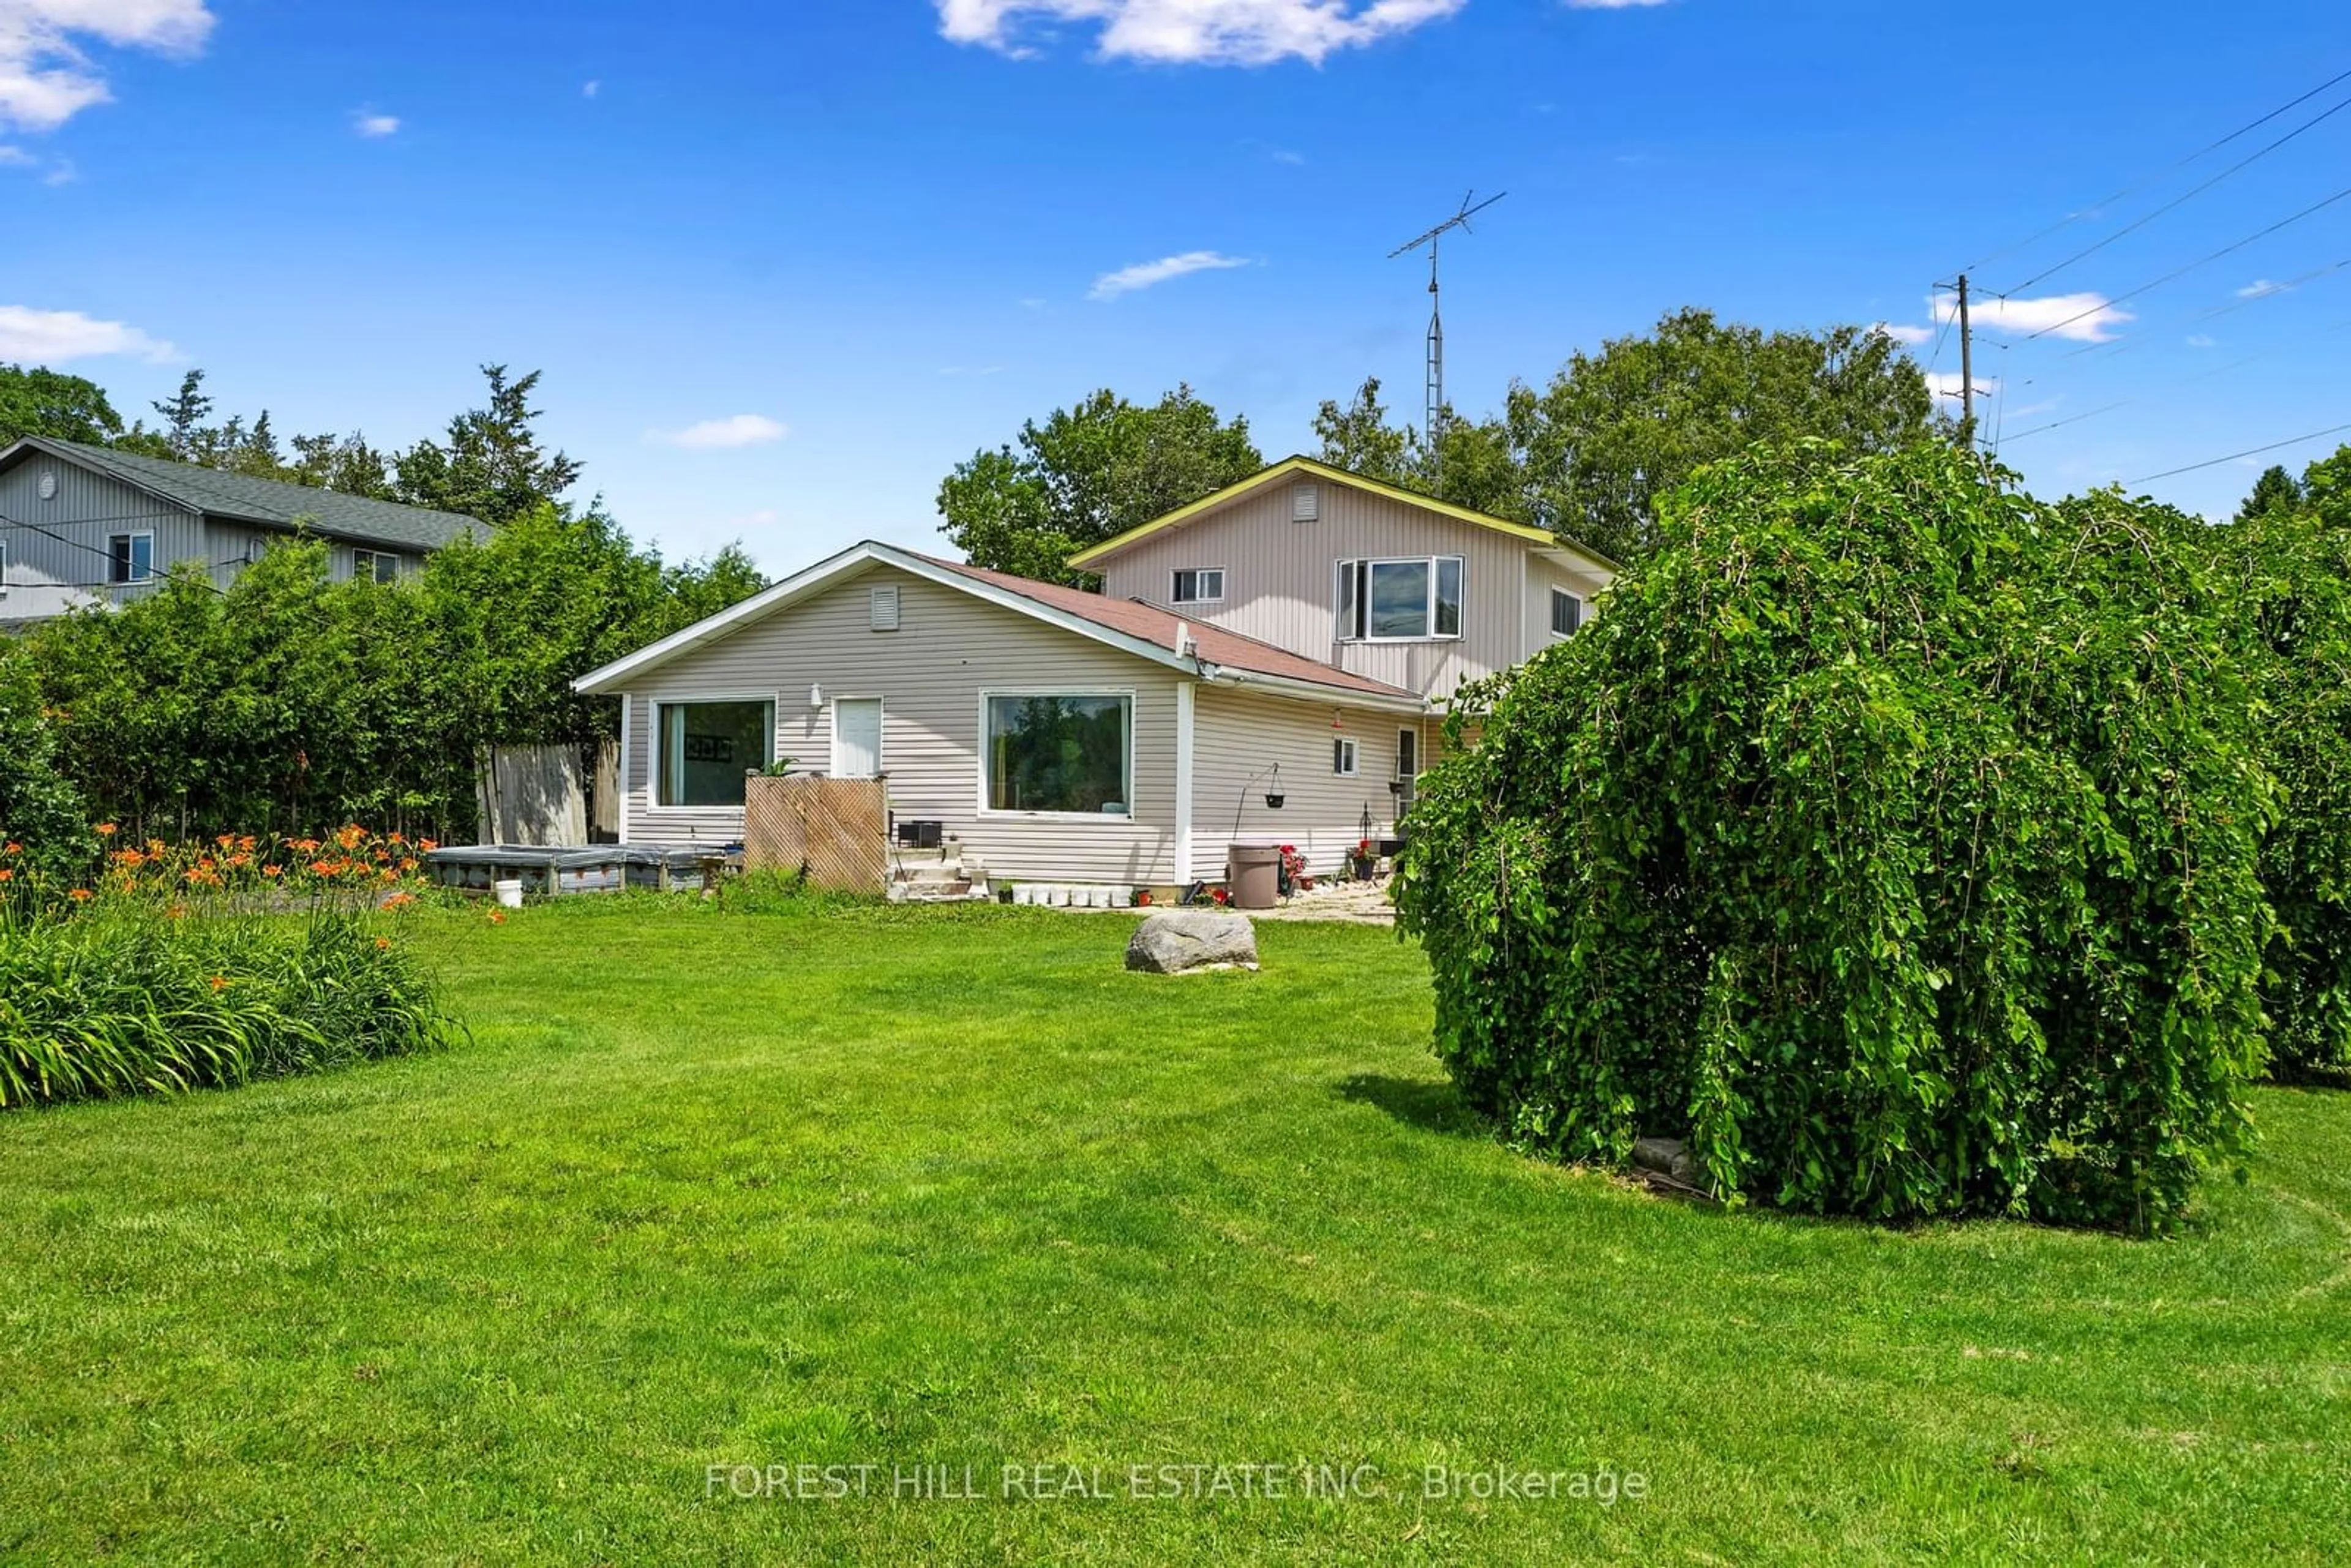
left=108, top=531, right=155, bottom=585
left=352, top=547, right=400, bottom=585
left=1170, top=566, right=1226, bottom=605
left=1333, top=736, right=1359, bottom=776
left=650, top=692, right=780, bottom=809
left=976, top=688, right=1137, bottom=822
left=1550, top=587, right=1584, bottom=639
left=828, top=695, right=886, bottom=779
left=1335, top=555, right=1465, bottom=643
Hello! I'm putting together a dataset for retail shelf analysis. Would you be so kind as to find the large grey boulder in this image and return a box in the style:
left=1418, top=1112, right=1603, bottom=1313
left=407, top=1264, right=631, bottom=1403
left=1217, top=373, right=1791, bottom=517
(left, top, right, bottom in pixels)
left=1125, top=910, right=1259, bottom=975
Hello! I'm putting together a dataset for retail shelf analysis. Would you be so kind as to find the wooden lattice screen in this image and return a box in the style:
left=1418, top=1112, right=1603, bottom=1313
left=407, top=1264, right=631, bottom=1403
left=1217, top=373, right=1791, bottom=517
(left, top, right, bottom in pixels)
left=743, top=776, right=888, bottom=891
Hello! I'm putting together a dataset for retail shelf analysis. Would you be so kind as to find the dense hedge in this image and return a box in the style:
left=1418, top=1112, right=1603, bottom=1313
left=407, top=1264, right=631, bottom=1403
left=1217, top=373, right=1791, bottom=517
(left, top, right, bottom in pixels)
left=2213, top=506, right=2351, bottom=1078
left=1395, top=445, right=2276, bottom=1232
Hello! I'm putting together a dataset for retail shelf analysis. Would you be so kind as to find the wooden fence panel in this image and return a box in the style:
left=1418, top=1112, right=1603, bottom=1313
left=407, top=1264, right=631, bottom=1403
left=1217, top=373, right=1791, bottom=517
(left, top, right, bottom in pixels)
left=743, top=776, right=888, bottom=891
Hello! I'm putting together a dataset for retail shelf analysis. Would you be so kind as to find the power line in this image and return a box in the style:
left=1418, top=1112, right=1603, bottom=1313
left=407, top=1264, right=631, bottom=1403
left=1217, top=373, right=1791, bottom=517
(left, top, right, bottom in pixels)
left=1962, top=63, right=2351, bottom=274
left=2127, top=419, right=2351, bottom=483
left=2020, top=181, right=2351, bottom=341
left=2000, top=88, right=2351, bottom=294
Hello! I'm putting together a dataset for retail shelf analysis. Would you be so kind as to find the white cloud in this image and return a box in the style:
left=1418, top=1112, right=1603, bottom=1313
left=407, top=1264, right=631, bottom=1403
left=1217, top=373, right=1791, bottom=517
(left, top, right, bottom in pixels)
left=648, top=414, right=790, bottom=450
left=0, top=303, right=174, bottom=362
left=1874, top=322, right=1935, bottom=346
left=1270, top=146, right=1305, bottom=165
left=936, top=0, right=1465, bottom=66
left=2236, top=278, right=2287, bottom=299
left=1090, top=249, right=1250, bottom=300
left=353, top=111, right=400, bottom=138
left=0, top=1, right=213, bottom=132
left=0, top=143, right=28, bottom=163
left=2186, top=334, right=2217, bottom=349
left=582, top=79, right=601, bottom=98
left=1930, top=290, right=2131, bottom=344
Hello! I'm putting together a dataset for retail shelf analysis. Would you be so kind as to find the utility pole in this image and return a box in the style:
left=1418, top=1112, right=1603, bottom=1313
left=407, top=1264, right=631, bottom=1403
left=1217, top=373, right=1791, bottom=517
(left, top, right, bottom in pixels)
left=1389, top=190, right=1506, bottom=486
left=1957, top=273, right=1975, bottom=449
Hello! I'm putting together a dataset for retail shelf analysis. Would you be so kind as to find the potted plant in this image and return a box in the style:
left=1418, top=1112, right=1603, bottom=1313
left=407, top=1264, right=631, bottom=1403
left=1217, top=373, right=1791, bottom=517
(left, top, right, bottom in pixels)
left=1349, top=838, right=1380, bottom=880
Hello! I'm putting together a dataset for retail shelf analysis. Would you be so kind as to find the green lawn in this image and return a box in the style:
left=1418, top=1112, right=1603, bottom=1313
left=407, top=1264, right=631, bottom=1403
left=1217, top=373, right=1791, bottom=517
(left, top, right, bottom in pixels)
left=3, top=899, right=2347, bottom=1564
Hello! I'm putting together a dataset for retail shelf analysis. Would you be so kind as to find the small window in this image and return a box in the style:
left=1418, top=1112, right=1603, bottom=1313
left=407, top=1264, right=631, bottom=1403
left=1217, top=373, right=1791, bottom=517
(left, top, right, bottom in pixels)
left=870, top=584, right=901, bottom=631
left=1551, top=588, right=1583, bottom=638
left=1395, top=728, right=1419, bottom=780
left=984, top=694, right=1131, bottom=816
left=1333, top=737, right=1359, bottom=776
left=352, top=548, right=400, bottom=584
left=108, top=532, right=154, bottom=585
left=657, top=699, right=776, bottom=808
left=1335, top=557, right=1465, bottom=641
left=1171, top=568, right=1224, bottom=604
left=0, top=537, right=8, bottom=598
left=1292, top=484, right=1320, bottom=522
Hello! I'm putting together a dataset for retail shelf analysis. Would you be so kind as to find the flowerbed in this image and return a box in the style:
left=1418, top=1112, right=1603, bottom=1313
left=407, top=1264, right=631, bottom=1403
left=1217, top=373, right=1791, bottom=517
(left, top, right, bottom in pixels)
left=0, top=825, right=462, bottom=1109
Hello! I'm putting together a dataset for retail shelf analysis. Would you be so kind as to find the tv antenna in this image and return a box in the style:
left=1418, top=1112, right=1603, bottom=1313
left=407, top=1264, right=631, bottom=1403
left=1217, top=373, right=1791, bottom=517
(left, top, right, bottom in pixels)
left=1389, top=189, right=1506, bottom=478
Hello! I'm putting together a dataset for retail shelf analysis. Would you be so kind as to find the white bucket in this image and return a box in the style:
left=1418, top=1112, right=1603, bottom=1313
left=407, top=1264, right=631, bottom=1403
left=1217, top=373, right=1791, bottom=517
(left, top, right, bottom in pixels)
left=492, top=879, right=523, bottom=909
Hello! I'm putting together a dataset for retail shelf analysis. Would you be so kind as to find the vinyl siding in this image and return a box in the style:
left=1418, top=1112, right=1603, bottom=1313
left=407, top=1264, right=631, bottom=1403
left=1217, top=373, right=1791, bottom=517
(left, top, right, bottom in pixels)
left=1193, top=685, right=1432, bottom=878
left=617, top=564, right=1185, bottom=883
left=0, top=461, right=200, bottom=622
left=1522, top=553, right=1611, bottom=663
left=1097, top=479, right=1540, bottom=702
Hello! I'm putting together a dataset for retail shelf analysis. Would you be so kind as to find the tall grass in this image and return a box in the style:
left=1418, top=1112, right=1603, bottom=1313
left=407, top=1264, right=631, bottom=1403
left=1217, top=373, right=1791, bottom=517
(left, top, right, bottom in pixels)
left=0, top=902, right=458, bottom=1108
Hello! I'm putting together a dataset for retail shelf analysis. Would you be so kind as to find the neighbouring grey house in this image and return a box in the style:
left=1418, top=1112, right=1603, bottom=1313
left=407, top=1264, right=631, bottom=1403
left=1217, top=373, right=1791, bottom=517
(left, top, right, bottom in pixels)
left=0, top=435, right=488, bottom=626
left=571, top=456, right=1618, bottom=890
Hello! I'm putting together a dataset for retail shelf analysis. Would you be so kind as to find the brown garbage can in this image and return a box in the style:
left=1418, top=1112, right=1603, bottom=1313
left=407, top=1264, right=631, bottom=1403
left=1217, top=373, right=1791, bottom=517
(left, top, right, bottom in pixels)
left=1226, top=843, right=1283, bottom=910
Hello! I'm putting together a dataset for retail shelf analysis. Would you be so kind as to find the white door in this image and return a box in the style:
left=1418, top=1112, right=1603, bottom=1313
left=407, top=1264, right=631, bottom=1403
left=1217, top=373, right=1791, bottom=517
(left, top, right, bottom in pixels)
left=833, top=698, right=883, bottom=779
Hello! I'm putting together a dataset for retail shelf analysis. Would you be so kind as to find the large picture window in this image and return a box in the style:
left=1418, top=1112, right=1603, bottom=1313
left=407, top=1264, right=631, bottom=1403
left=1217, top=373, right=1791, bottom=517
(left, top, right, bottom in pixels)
left=984, top=693, right=1131, bottom=816
left=657, top=699, right=774, bottom=808
left=1336, top=556, right=1463, bottom=641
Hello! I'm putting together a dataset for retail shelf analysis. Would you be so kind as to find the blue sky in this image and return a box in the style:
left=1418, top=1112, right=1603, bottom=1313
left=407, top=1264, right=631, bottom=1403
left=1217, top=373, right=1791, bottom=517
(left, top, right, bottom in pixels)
left=4, top=1, right=2348, bottom=574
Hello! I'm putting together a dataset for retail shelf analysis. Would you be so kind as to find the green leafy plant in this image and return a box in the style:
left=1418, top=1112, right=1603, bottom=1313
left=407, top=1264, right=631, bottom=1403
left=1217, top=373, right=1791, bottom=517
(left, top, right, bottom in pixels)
left=1395, top=443, right=2276, bottom=1232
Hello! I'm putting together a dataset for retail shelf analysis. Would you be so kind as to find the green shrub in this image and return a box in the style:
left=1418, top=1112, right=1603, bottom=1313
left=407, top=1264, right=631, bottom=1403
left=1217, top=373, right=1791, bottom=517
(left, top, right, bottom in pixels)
left=0, top=643, right=92, bottom=882
left=2208, top=505, right=2351, bottom=1079
left=0, top=905, right=458, bottom=1108
left=1395, top=444, right=2276, bottom=1232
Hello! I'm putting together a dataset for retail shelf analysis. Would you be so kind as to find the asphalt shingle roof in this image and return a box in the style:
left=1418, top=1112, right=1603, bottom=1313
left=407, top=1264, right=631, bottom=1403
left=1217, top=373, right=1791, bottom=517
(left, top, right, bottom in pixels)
left=8, top=438, right=489, bottom=552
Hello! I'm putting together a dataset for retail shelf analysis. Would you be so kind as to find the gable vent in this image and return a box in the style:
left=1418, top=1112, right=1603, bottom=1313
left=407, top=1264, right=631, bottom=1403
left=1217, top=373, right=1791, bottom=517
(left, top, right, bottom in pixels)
left=869, top=584, right=901, bottom=631
left=1292, top=483, right=1320, bottom=522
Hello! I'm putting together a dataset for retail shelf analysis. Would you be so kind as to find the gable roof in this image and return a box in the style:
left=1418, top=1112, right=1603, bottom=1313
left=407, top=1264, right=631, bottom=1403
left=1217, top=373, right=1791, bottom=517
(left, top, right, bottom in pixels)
left=1063, top=454, right=1621, bottom=572
left=570, top=540, right=1430, bottom=713
left=0, top=437, right=488, bottom=552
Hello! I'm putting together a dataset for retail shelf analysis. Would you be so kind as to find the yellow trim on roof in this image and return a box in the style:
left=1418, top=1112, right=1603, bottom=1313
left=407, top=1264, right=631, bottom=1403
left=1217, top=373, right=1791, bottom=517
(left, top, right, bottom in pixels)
left=1064, top=455, right=1619, bottom=571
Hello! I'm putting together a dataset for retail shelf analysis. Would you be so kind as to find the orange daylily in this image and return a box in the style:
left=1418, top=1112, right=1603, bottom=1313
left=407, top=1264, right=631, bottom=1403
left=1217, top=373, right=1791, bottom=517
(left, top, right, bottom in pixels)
left=95, top=823, right=118, bottom=837
left=0, top=869, right=14, bottom=883
left=68, top=888, right=92, bottom=902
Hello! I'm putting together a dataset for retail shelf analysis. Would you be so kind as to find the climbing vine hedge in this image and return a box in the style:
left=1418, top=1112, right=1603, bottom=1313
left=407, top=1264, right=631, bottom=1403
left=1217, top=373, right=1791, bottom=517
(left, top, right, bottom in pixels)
left=1395, top=444, right=2278, bottom=1232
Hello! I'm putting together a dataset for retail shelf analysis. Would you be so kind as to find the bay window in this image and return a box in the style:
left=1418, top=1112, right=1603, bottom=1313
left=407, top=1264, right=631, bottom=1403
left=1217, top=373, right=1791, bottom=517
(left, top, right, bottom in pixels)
left=1335, top=556, right=1463, bottom=641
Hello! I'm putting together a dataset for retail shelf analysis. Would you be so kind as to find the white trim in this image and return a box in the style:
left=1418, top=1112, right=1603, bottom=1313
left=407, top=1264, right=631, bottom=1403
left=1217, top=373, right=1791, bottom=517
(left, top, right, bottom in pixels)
left=1550, top=586, right=1585, bottom=639
left=1170, top=565, right=1226, bottom=605
left=648, top=691, right=781, bottom=809
left=108, top=529, right=156, bottom=584
left=1205, top=665, right=1429, bottom=716
left=1333, top=735, right=1359, bottom=777
left=1335, top=555, right=1466, bottom=643
left=828, top=695, right=885, bottom=779
left=574, top=542, right=1205, bottom=695
left=617, top=696, right=632, bottom=843
left=976, top=688, right=1138, bottom=822
left=1174, top=681, right=1196, bottom=883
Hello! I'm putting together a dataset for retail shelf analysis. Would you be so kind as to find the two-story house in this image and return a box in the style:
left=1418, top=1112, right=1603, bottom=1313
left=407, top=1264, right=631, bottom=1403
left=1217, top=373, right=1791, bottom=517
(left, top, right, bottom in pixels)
left=0, top=435, right=489, bottom=627
left=571, top=456, right=1617, bottom=888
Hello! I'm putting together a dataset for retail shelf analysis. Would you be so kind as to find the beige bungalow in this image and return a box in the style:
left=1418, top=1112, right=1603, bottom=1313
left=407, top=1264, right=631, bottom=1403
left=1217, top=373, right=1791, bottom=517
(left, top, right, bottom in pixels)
left=571, top=458, right=1616, bottom=891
